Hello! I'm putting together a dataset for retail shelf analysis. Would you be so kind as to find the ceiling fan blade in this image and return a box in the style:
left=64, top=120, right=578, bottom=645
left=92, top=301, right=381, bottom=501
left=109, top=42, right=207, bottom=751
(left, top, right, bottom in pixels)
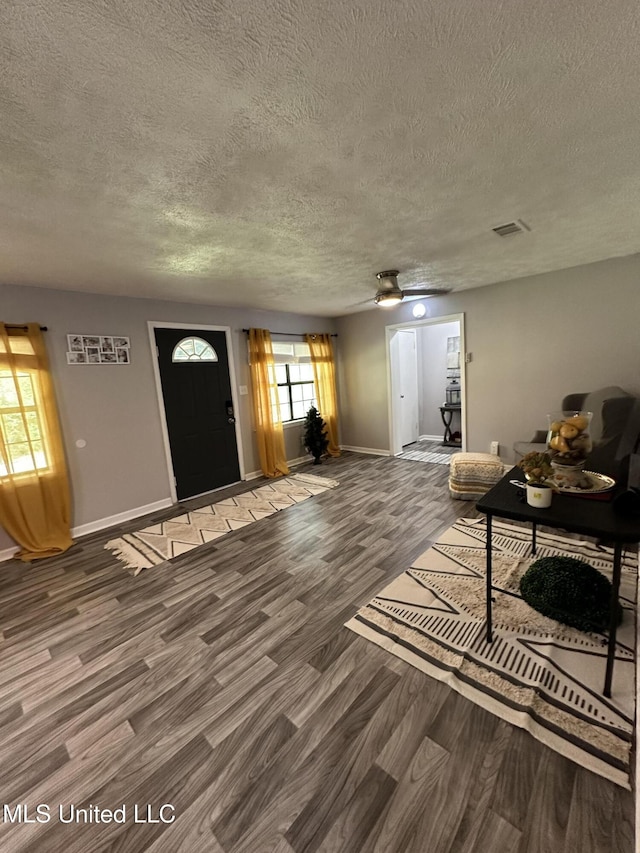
left=344, top=296, right=377, bottom=309
left=401, top=287, right=452, bottom=297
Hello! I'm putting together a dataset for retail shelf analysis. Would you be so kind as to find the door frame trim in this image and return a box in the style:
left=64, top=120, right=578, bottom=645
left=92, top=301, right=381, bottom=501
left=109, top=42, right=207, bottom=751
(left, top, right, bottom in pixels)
left=385, top=312, right=466, bottom=456
left=147, top=321, right=246, bottom=503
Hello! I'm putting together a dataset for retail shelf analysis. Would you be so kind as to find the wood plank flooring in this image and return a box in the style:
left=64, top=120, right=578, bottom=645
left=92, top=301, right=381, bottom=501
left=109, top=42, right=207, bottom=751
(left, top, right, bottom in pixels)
left=0, top=452, right=634, bottom=852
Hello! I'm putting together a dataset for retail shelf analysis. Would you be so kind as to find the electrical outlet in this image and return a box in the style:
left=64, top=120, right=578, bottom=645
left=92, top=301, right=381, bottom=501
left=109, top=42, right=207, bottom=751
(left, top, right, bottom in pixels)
left=490, top=441, right=499, bottom=456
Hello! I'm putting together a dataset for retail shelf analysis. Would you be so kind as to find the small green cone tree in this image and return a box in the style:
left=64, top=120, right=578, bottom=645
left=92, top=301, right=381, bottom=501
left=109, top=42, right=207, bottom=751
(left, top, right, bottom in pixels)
left=303, top=406, right=329, bottom=464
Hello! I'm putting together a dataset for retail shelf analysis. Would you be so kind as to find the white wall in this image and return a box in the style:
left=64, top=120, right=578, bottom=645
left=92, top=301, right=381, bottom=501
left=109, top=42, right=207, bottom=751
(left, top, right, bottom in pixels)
left=336, top=253, right=640, bottom=460
left=0, top=284, right=336, bottom=553
left=417, top=320, right=460, bottom=437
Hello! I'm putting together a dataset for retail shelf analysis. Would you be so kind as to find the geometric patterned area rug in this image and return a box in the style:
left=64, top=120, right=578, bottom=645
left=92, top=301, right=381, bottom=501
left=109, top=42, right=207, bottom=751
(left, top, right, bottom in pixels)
left=105, top=472, right=339, bottom=577
left=346, top=517, right=638, bottom=789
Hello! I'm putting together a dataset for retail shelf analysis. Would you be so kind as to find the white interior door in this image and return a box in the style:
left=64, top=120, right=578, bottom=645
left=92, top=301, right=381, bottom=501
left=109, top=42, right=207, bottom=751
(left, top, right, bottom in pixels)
left=398, top=329, right=419, bottom=446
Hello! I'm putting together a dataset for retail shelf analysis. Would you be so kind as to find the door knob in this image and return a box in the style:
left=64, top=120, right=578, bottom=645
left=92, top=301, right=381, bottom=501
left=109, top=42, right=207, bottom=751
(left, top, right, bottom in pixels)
left=228, top=417, right=236, bottom=424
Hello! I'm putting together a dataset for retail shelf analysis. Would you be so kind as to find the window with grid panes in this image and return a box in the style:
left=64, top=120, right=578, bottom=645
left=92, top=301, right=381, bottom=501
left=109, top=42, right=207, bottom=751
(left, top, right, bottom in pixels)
left=271, top=341, right=317, bottom=423
left=0, top=370, right=48, bottom=476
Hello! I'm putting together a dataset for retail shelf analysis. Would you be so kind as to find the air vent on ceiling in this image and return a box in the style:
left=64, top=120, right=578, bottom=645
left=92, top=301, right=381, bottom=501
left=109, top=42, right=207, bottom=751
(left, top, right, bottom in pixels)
left=492, top=219, right=530, bottom=237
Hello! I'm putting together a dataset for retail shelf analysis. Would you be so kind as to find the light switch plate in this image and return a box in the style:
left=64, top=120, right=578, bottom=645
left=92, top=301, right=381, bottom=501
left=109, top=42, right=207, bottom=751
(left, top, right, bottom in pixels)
left=239, top=385, right=248, bottom=395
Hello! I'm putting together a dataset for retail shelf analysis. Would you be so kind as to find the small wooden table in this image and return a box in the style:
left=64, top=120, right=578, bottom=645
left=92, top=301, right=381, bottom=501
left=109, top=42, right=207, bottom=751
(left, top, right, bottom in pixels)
left=476, top=468, right=640, bottom=697
left=439, top=404, right=462, bottom=447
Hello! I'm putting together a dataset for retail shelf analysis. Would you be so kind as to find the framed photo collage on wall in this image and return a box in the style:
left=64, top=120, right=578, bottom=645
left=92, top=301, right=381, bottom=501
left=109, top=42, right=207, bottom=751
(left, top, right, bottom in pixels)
left=66, top=334, right=131, bottom=365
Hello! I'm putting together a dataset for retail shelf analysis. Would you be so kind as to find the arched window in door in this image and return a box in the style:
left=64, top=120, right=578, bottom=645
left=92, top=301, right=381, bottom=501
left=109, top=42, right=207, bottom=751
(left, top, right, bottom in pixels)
left=171, top=337, right=218, bottom=362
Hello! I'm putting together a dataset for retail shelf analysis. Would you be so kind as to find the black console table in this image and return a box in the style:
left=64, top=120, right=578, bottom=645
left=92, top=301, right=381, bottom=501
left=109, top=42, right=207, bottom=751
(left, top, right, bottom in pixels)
left=439, top=405, right=462, bottom=447
left=476, top=468, right=640, bottom=697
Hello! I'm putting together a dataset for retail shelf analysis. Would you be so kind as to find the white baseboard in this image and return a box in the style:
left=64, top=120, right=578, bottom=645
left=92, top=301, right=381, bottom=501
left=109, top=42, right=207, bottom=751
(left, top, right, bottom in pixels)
left=0, top=545, right=17, bottom=563
left=71, top=498, right=174, bottom=538
left=245, top=454, right=316, bottom=480
left=419, top=434, right=443, bottom=442
left=340, top=445, right=391, bottom=457
left=288, top=455, right=310, bottom=469
left=0, top=497, right=176, bottom=563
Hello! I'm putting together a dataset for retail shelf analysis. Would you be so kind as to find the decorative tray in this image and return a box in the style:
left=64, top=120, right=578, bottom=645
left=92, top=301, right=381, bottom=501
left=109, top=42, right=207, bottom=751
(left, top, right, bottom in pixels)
left=554, top=471, right=616, bottom=495
left=510, top=471, right=616, bottom=496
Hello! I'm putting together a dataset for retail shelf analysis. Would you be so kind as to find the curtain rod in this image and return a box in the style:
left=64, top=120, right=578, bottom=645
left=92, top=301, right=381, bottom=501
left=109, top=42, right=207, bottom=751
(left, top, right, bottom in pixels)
left=5, top=324, right=48, bottom=331
left=242, top=329, right=337, bottom=337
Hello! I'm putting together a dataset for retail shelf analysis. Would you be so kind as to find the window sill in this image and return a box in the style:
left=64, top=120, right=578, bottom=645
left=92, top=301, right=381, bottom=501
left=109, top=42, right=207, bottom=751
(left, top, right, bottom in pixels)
left=0, top=467, right=52, bottom=482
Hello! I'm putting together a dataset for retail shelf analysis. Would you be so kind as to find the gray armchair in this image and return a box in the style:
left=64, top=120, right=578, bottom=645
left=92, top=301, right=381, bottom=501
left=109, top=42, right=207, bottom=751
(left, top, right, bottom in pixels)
left=514, top=386, right=640, bottom=482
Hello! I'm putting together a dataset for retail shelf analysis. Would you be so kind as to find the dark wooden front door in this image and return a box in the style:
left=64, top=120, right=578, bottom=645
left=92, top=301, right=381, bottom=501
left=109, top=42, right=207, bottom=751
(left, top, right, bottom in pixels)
left=155, top=327, right=240, bottom=500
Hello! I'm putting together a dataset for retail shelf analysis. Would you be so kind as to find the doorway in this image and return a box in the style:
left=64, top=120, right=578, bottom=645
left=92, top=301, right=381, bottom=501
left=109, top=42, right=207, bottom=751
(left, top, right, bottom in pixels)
left=387, top=313, right=465, bottom=459
left=390, top=328, right=419, bottom=447
left=149, top=323, right=244, bottom=502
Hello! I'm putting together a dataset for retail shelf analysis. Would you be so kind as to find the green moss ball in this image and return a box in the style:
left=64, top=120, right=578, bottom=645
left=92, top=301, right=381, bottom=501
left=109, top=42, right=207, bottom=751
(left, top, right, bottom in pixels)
left=519, top=556, right=622, bottom=633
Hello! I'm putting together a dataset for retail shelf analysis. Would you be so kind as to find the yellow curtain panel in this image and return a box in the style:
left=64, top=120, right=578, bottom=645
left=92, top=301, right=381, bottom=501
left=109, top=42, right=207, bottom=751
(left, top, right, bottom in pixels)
left=0, top=323, right=74, bottom=560
left=305, top=333, right=341, bottom=457
left=248, top=328, right=290, bottom=478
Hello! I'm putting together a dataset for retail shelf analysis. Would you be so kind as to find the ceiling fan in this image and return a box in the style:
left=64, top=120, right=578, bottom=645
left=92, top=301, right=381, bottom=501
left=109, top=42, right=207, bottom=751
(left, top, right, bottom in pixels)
left=373, top=270, right=452, bottom=307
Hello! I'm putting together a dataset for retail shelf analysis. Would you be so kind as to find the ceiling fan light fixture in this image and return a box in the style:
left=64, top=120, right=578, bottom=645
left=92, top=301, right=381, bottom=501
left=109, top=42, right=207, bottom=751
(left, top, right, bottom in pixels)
left=371, top=268, right=451, bottom=308
left=374, top=270, right=403, bottom=307
left=375, top=291, right=403, bottom=307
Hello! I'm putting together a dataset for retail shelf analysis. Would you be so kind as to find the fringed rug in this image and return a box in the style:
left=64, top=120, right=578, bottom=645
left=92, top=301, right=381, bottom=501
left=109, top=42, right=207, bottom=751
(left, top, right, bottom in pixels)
left=346, top=517, right=637, bottom=789
left=105, top=472, right=339, bottom=576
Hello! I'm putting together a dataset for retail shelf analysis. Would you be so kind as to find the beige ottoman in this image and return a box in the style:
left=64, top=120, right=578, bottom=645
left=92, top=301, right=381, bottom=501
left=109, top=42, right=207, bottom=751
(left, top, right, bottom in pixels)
left=449, top=452, right=505, bottom=500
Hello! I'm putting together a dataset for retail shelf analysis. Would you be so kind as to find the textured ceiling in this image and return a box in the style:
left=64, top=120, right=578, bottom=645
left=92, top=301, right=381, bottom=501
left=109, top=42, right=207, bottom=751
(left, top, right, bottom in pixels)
left=2, top=0, right=640, bottom=316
